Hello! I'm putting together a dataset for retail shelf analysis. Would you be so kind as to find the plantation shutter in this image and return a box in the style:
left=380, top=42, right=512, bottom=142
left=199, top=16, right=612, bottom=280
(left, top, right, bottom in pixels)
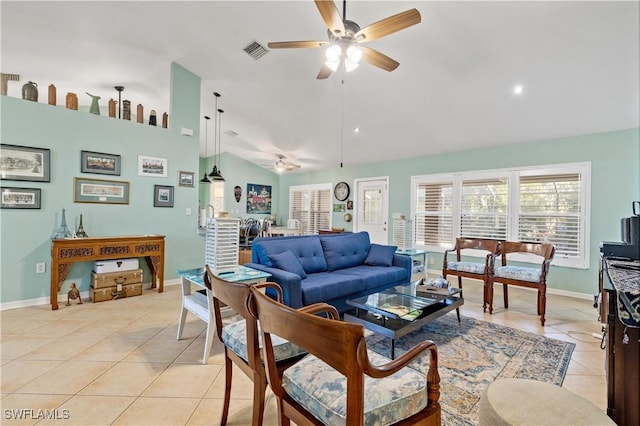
left=518, top=173, right=582, bottom=259
left=414, top=181, right=453, bottom=248
left=460, top=178, right=508, bottom=240
left=289, top=184, right=331, bottom=234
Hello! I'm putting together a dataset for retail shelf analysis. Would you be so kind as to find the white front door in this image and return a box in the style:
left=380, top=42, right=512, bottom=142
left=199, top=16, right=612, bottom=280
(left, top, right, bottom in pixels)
left=354, top=177, right=389, bottom=244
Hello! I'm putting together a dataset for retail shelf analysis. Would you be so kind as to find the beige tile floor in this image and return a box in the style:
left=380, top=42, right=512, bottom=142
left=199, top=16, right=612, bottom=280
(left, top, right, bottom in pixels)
left=1, top=280, right=607, bottom=425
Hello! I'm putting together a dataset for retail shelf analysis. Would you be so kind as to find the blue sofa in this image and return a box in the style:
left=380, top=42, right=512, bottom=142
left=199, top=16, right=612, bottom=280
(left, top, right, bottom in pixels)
left=245, top=231, right=411, bottom=312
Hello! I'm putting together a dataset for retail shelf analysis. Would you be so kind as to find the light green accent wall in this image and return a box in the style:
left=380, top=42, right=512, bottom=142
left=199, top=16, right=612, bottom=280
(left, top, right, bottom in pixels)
left=0, top=63, right=204, bottom=305
left=278, top=128, right=640, bottom=295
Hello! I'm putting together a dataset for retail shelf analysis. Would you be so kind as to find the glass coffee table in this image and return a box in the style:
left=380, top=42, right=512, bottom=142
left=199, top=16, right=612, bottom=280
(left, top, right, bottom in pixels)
left=344, top=281, right=463, bottom=359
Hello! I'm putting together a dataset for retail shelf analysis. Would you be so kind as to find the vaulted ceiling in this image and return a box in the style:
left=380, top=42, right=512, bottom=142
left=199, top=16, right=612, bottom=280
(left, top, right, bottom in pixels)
left=2, top=1, right=638, bottom=172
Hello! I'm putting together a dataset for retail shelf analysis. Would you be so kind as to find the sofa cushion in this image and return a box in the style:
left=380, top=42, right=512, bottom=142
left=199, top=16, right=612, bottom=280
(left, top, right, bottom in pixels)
left=364, top=243, right=397, bottom=267
left=301, top=272, right=366, bottom=305
left=269, top=250, right=307, bottom=279
left=253, top=236, right=328, bottom=273
left=335, top=265, right=408, bottom=291
left=320, top=232, right=370, bottom=271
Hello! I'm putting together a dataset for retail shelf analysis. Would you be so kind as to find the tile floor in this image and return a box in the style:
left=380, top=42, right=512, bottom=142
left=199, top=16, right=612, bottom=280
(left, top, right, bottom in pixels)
left=1, top=280, right=607, bottom=425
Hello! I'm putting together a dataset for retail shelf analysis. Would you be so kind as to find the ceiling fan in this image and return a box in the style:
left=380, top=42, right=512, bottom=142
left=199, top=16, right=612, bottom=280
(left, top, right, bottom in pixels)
left=274, top=154, right=301, bottom=173
left=268, top=0, right=421, bottom=79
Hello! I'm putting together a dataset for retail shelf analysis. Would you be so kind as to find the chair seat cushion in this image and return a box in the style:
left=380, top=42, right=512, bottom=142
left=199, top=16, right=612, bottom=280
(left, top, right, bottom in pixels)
left=494, top=266, right=541, bottom=283
left=447, top=261, right=485, bottom=275
left=222, top=320, right=306, bottom=363
left=282, top=349, right=428, bottom=426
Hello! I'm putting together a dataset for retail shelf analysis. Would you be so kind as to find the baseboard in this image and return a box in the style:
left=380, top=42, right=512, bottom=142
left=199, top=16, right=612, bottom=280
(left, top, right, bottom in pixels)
left=0, top=279, right=181, bottom=311
left=425, top=268, right=593, bottom=301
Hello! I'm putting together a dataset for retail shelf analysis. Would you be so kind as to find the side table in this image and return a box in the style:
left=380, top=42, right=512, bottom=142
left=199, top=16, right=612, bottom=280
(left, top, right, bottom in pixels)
left=176, top=265, right=271, bottom=364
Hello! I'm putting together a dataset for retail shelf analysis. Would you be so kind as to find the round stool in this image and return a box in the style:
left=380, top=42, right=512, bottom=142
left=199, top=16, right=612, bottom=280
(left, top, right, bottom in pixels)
left=478, top=379, right=614, bottom=425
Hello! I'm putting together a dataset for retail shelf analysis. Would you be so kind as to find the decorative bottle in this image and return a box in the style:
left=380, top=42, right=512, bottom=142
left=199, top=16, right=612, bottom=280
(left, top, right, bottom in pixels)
left=22, top=81, right=38, bottom=101
left=48, top=84, right=56, bottom=105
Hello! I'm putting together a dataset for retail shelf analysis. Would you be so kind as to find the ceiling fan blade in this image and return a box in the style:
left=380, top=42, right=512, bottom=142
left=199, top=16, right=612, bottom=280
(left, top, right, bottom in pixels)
left=268, top=40, right=328, bottom=49
left=315, top=0, right=345, bottom=36
left=361, top=46, right=399, bottom=72
left=316, top=63, right=334, bottom=79
left=355, top=8, right=421, bottom=42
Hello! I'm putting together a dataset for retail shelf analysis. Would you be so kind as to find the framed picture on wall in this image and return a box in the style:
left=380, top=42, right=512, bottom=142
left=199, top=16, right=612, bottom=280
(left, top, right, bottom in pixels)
left=246, top=183, right=271, bottom=214
left=0, top=144, right=50, bottom=182
left=178, top=171, right=195, bottom=187
left=80, top=150, right=121, bottom=175
left=138, top=155, right=168, bottom=177
left=154, top=185, right=174, bottom=207
left=74, top=177, right=130, bottom=204
left=1, top=187, right=41, bottom=209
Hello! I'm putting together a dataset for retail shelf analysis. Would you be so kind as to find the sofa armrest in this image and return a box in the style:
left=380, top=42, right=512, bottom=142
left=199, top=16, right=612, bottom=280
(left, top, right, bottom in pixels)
left=392, top=254, right=412, bottom=281
left=244, top=263, right=303, bottom=308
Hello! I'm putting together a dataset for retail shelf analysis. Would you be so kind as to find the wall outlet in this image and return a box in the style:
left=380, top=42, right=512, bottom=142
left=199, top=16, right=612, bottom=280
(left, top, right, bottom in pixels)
left=36, top=262, right=46, bottom=273
left=186, top=208, right=192, bottom=216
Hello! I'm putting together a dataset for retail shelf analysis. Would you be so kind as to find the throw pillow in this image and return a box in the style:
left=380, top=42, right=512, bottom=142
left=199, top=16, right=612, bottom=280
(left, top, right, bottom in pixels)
left=269, top=250, right=308, bottom=279
left=364, top=244, right=397, bottom=267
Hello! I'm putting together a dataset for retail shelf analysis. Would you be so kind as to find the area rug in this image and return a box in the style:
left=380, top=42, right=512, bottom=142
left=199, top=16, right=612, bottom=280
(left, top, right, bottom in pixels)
left=365, top=313, right=575, bottom=426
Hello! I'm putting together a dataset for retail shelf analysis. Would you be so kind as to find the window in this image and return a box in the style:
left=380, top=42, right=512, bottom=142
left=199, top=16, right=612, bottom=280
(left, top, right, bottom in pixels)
left=208, top=181, right=225, bottom=216
left=411, top=163, right=590, bottom=268
left=289, top=183, right=331, bottom=234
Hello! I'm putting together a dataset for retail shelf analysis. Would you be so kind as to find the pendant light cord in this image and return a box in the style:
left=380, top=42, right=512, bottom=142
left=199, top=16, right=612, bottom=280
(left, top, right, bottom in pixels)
left=340, top=78, right=345, bottom=168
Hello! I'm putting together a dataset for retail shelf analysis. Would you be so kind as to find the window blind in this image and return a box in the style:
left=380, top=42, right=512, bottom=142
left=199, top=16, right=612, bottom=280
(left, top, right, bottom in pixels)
left=460, top=178, right=508, bottom=240
left=414, top=181, right=453, bottom=248
left=289, top=184, right=331, bottom=234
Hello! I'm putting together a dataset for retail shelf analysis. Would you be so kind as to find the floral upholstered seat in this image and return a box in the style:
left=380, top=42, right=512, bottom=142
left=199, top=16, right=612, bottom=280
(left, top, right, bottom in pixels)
left=222, top=320, right=306, bottom=363
left=493, top=265, right=541, bottom=283
left=446, top=261, right=486, bottom=275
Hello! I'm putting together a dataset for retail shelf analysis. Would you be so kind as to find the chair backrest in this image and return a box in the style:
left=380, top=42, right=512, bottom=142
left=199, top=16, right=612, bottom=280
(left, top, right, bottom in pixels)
left=204, top=265, right=261, bottom=369
left=499, top=241, right=555, bottom=265
left=455, top=238, right=501, bottom=259
left=249, top=288, right=440, bottom=424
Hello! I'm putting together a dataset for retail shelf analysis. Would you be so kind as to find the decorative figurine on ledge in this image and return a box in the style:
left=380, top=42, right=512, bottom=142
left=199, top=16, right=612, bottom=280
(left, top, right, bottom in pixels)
left=53, top=208, right=72, bottom=239
left=76, top=214, right=88, bottom=237
left=86, top=92, right=101, bottom=115
left=66, top=283, right=82, bottom=306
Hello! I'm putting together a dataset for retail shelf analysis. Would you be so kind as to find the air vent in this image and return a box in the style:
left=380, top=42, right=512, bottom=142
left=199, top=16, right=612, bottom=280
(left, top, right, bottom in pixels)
left=243, top=40, right=269, bottom=60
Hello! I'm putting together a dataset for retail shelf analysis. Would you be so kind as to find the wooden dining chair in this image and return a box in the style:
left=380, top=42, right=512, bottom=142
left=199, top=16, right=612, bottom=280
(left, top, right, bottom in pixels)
left=443, top=238, right=501, bottom=312
left=487, top=241, right=555, bottom=325
left=249, top=286, right=442, bottom=426
left=204, top=265, right=306, bottom=426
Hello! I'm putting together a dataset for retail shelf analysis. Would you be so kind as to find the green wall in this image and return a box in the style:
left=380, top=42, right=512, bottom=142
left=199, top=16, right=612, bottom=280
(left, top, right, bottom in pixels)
left=0, top=62, right=204, bottom=306
left=278, top=128, right=640, bottom=296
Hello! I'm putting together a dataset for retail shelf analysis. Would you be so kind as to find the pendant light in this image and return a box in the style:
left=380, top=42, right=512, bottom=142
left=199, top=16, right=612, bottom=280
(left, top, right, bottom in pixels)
left=211, top=108, right=226, bottom=181
left=199, top=115, right=212, bottom=184
left=208, top=92, right=225, bottom=181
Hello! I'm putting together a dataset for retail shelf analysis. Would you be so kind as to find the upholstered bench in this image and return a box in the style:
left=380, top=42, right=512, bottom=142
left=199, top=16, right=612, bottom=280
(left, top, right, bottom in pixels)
left=478, top=379, right=614, bottom=425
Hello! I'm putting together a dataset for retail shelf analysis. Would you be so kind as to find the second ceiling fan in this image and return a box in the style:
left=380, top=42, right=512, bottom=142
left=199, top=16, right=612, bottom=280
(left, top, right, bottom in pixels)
left=268, top=0, right=421, bottom=79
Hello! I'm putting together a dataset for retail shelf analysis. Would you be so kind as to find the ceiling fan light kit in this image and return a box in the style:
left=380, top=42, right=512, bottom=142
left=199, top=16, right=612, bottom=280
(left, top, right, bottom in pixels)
left=268, top=0, right=421, bottom=79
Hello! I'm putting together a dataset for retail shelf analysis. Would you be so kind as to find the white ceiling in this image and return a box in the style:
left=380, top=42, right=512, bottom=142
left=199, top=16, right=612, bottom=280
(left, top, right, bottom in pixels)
left=2, top=1, right=638, bottom=173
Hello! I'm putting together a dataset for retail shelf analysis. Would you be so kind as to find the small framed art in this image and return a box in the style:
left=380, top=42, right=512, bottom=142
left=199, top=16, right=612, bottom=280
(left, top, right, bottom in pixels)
left=178, top=171, right=195, bottom=187
left=0, top=144, right=50, bottom=182
left=138, top=155, right=168, bottom=177
left=1, top=187, right=41, bottom=209
left=74, top=177, right=130, bottom=204
left=154, top=185, right=174, bottom=207
left=80, top=150, right=121, bottom=175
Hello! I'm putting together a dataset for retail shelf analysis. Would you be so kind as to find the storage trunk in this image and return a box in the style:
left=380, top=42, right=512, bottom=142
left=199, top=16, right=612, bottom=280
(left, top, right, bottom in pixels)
left=93, top=258, right=139, bottom=274
left=90, top=282, right=143, bottom=303
left=91, top=269, right=143, bottom=289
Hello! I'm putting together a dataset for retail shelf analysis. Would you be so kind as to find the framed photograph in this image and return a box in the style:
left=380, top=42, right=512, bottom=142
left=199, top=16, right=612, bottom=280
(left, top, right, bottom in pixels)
left=154, top=185, right=174, bottom=207
left=80, top=150, right=121, bottom=175
left=0, top=144, right=50, bottom=182
left=246, top=183, right=272, bottom=214
left=138, top=155, right=168, bottom=177
left=178, top=170, right=195, bottom=187
left=1, top=187, right=41, bottom=209
left=74, top=177, right=129, bottom=204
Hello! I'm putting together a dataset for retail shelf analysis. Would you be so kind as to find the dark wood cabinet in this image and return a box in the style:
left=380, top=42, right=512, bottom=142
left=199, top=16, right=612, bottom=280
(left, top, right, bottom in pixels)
left=600, top=256, right=640, bottom=426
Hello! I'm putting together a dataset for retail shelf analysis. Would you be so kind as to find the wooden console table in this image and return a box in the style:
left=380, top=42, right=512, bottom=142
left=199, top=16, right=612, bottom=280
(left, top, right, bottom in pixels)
left=50, top=235, right=165, bottom=310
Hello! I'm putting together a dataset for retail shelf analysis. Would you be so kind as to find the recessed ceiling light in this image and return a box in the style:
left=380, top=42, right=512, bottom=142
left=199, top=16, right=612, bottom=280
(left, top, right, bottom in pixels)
left=354, top=127, right=360, bottom=133
left=512, top=85, right=525, bottom=96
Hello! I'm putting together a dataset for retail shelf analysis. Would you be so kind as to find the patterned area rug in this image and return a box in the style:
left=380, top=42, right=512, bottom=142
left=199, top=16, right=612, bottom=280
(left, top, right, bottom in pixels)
left=366, top=313, right=575, bottom=425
